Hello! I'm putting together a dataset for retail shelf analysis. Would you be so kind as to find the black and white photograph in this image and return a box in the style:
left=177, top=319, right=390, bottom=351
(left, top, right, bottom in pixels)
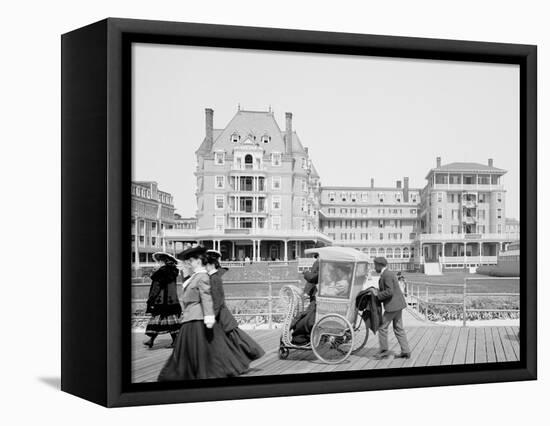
left=130, top=43, right=521, bottom=383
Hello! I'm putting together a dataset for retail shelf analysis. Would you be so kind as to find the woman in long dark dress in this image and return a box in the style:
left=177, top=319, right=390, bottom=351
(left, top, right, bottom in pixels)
left=205, top=250, right=265, bottom=364
left=157, top=246, right=216, bottom=381
left=143, top=252, right=182, bottom=349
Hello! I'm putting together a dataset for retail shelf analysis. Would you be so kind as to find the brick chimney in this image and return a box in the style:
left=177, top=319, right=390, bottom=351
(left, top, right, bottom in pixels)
left=205, top=108, right=214, bottom=151
left=285, top=112, right=293, bottom=155
left=396, top=180, right=402, bottom=188
left=370, top=178, right=374, bottom=188
left=488, top=158, right=494, bottom=167
left=404, top=177, right=410, bottom=202
left=436, top=156, right=441, bottom=168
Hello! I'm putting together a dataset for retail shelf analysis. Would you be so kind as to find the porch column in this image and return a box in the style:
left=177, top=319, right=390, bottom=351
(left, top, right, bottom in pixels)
left=479, top=242, right=483, bottom=264
left=284, top=239, right=288, bottom=261
left=464, top=242, right=467, bottom=265
left=231, top=241, right=235, bottom=259
left=252, top=239, right=256, bottom=260
left=295, top=241, right=299, bottom=259
left=441, top=242, right=446, bottom=263
left=419, top=243, right=423, bottom=264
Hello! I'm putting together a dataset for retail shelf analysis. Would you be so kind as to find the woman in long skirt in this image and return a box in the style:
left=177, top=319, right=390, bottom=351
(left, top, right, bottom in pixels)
left=143, top=252, right=182, bottom=349
left=205, top=250, right=265, bottom=367
left=157, top=246, right=217, bottom=381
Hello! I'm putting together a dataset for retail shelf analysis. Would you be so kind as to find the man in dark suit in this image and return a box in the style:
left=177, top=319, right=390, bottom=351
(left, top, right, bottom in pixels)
left=372, top=257, right=411, bottom=359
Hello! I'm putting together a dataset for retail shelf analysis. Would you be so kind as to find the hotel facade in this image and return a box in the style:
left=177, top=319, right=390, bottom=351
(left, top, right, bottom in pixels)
left=161, top=108, right=519, bottom=270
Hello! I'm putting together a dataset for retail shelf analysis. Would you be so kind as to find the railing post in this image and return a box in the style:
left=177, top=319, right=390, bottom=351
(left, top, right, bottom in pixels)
left=268, top=281, right=273, bottom=329
left=462, top=278, right=467, bottom=327
left=425, top=287, right=429, bottom=318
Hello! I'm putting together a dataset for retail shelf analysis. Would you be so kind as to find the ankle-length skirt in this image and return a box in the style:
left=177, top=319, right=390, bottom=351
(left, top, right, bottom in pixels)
left=158, top=321, right=264, bottom=381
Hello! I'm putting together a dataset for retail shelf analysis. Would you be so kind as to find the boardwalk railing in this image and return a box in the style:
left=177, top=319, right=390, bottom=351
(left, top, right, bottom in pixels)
left=132, top=279, right=301, bottom=329
left=407, top=277, right=520, bottom=326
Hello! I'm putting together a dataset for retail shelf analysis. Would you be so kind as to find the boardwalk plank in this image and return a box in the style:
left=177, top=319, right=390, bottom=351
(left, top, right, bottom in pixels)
left=401, top=327, right=435, bottom=368
left=492, top=327, right=507, bottom=362
left=452, top=328, right=469, bottom=364
left=465, top=327, right=476, bottom=364
left=506, top=326, right=520, bottom=360
left=440, top=327, right=461, bottom=366
left=475, top=327, right=487, bottom=363
left=413, top=327, right=443, bottom=367
left=427, top=326, right=454, bottom=366
left=387, top=326, right=426, bottom=369
left=498, top=326, right=517, bottom=361
left=484, top=327, right=497, bottom=363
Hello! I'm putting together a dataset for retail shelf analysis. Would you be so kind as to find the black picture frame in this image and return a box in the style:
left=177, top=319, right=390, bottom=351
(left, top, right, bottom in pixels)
left=61, top=17, right=537, bottom=407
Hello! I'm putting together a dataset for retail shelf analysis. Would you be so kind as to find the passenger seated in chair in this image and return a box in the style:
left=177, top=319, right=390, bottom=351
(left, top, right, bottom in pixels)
left=321, top=265, right=351, bottom=297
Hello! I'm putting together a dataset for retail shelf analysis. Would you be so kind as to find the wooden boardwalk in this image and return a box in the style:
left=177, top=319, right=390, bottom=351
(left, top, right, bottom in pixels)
left=132, top=324, right=520, bottom=383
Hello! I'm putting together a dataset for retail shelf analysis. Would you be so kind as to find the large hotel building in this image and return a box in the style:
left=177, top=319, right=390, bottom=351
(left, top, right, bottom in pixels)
left=155, top=108, right=519, bottom=271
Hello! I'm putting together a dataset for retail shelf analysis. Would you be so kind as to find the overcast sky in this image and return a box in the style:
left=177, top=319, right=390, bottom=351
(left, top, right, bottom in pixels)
left=132, top=43, right=520, bottom=219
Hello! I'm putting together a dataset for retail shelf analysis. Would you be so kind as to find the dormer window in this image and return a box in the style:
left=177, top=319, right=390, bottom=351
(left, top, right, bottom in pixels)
left=231, top=133, right=240, bottom=143
left=351, top=192, right=357, bottom=202
left=328, top=192, right=335, bottom=202
left=261, top=134, right=270, bottom=144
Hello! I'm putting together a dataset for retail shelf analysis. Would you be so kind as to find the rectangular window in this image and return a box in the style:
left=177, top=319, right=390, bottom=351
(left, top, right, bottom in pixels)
left=215, top=195, right=224, bottom=209
left=379, top=233, right=384, bottom=240
left=451, top=225, right=459, bottom=234
left=271, top=152, right=281, bottom=166
left=437, top=192, right=443, bottom=202
left=272, top=216, right=281, bottom=230
left=272, top=196, right=281, bottom=210
left=395, top=192, right=401, bottom=202
left=451, top=209, right=458, bottom=220
left=478, top=210, right=485, bottom=220
left=478, top=225, right=485, bottom=234
left=437, top=224, right=443, bottom=234
left=361, top=192, right=368, bottom=202
left=497, top=224, right=502, bottom=234
left=215, top=216, right=224, bottom=231
left=379, top=220, right=384, bottom=228
left=214, top=151, right=225, bottom=165
left=328, top=208, right=335, bottom=214
left=438, top=208, right=443, bottom=219
left=341, top=233, right=348, bottom=240
left=351, top=192, right=357, bottom=202
left=497, top=208, right=502, bottom=219
left=215, top=175, right=225, bottom=189
left=340, top=208, right=348, bottom=214
left=328, top=192, right=335, bottom=202
left=497, top=192, right=502, bottom=202
left=360, top=233, right=369, bottom=240
left=272, top=176, right=281, bottom=190
left=301, top=158, right=307, bottom=169
left=378, top=192, right=385, bottom=202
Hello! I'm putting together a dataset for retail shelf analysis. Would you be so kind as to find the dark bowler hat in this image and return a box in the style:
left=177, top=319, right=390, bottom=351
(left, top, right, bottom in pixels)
left=206, top=249, right=222, bottom=259
left=152, top=252, right=178, bottom=264
left=177, top=245, right=206, bottom=261
left=373, top=256, right=388, bottom=266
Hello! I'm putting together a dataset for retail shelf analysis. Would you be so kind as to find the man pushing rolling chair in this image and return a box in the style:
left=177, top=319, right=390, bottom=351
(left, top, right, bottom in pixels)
left=371, top=257, right=411, bottom=359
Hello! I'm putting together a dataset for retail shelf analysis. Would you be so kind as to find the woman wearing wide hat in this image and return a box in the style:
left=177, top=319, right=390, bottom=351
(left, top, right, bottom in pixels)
left=205, top=250, right=265, bottom=369
left=143, top=252, right=182, bottom=349
left=158, top=246, right=217, bottom=381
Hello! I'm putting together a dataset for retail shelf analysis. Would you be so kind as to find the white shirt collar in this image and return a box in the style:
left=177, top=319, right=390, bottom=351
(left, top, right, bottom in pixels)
left=207, top=269, right=217, bottom=276
left=381, top=266, right=387, bottom=274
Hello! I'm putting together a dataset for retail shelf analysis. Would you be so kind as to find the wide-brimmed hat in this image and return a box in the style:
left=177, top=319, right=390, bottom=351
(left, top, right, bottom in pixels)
left=177, top=245, right=206, bottom=261
left=152, top=252, right=178, bottom=264
left=373, top=256, right=388, bottom=266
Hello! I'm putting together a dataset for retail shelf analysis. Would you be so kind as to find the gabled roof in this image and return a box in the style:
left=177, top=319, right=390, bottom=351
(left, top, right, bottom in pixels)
left=426, top=162, right=506, bottom=179
left=211, top=110, right=287, bottom=154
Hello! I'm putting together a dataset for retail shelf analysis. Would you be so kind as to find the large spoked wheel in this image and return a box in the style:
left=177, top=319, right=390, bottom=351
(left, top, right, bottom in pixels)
left=350, top=312, right=369, bottom=354
left=311, top=314, right=354, bottom=364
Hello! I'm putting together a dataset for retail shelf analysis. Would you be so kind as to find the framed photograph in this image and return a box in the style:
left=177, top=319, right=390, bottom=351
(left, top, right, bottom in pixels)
left=61, top=18, right=537, bottom=407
